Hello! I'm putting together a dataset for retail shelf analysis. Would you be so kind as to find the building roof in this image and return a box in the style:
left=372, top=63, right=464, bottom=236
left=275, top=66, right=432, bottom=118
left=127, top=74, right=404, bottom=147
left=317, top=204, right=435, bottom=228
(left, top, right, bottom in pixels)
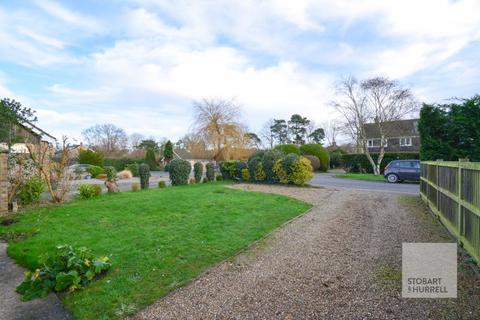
left=364, top=119, right=419, bottom=139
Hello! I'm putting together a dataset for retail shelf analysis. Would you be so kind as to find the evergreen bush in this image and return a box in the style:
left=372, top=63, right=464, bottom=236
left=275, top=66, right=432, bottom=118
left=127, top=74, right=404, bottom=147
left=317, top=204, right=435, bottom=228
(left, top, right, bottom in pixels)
left=139, top=163, right=150, bottom=189
left=168, top=159, right=192, bottom=186
left=194, top=162, right=203, bottom=183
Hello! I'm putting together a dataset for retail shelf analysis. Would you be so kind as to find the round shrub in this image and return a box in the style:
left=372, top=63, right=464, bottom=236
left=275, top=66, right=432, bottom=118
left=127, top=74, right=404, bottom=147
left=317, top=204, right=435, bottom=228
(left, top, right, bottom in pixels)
left=219, top=161, right=237, bottom=180
left=139, top=163, right=150, bottom=189
left=158, top=181, right=166, bottom=188
left=78, top=184, right=102, bottom=199
left=282, top=153, right=300, bottom=175
left=247, top=155, right=262, bottom=179
left=303, top=155, right=320, bottom=171
left=194, top=162, right=203, bottom=183
left=131, top=183, right=140, bottom=192
left=125, top=162, right=139, bottom=177
left=253, top=162, right=266, bottom=181
left=241, top=168, right=250, bottom=181
left=299, top=143, right=330, bottom=172
left=19, top=176, right=45, bottom=205
left=206, top=163, right=215, bottom=181
left=104, top=166, right=117, bottom=182
left=261, top=149, right=284, bottom=182
left=168, top=159, right=192, bottom=186
left=87, top=166, right=104, bottom=178
left=290, top=156, right=314, bottom=185
left=78, top=149, right=104, bottom=167
left=274, top=144, right=300, bottom=155
left=273, top=159, right=289, bottom=184
left=216, top=174, right=223, bottom=181
left=329, top=151, right=343, bottom=169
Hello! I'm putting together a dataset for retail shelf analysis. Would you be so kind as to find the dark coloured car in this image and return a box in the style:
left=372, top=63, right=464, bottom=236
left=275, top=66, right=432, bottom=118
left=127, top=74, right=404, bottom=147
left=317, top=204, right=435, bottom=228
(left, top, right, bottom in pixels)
left=384, top=160, right=420, bottom=183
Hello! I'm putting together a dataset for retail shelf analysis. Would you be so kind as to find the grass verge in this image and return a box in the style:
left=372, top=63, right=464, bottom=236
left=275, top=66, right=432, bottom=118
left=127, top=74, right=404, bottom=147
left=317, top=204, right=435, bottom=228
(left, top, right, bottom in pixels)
left=335, top=173, right=386, bottom=182
left=0, top=182, right=312, bottom=319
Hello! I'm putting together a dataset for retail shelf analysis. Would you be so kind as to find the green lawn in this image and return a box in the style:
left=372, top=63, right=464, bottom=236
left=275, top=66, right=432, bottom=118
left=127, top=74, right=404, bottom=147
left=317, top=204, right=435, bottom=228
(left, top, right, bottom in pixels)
left=335, top=173, right=386, bottom=182
left=0, top=183, right=311, bottom=320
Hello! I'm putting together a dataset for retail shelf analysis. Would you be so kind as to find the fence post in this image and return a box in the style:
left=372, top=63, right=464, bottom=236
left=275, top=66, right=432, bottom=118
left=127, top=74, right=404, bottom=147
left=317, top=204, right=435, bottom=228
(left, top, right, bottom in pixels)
left=0, top=153, right=8, bottom=215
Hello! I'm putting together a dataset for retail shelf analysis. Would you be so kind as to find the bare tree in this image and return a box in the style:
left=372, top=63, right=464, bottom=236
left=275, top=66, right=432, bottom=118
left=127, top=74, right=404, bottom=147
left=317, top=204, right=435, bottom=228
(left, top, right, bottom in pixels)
left=192, top=98, right=246, bottom=160
left=332, top=76, right=417, bottom=175
left=259, top=119, right=275, bottom=149
left=82, top=124, right=128, bottom=154
left=322, top=119, right=341, bottom=147
left=128, top=133, right=144, bottom=150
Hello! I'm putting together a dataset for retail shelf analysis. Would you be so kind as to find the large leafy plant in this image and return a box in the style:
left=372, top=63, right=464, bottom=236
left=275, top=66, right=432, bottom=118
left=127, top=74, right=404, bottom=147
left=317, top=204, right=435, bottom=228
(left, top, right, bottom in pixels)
left=16, top=245, right=111, bottom=301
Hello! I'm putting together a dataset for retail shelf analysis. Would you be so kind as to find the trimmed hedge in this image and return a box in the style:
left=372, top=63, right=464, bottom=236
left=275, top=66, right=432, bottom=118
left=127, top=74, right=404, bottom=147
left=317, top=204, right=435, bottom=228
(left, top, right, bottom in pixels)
left=342, top=152, right=420, bottom=174
left=139, top=163, right=150, bottom=189
left=194, top=162, right=203, bottom=183
left=104, top=158, right=143, bottom=171
left=272, top=155, right=313, bottom=186
left=299, top=144, right=329, bottom=172
left=303, top=155, right=320, bottom=171
left=168, top=159, right=192, bottom=186
left=274, top=144, right=300, bottom=155
left=206, top=163, right=215, bottom=181
left=78, top=150, right=104, bottom=167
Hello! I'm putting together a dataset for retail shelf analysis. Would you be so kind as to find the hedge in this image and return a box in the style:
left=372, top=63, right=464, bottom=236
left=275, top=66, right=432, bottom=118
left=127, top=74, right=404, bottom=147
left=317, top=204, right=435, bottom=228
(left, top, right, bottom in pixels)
left=274, top=144, right=300, bottom=155
left=299, top=144, right=329, bottom=172
left=168, top=159, right=192, bottom=186
left=342, top=152, right=420, bottom=174
left=104, top=158, right=143, bottom=171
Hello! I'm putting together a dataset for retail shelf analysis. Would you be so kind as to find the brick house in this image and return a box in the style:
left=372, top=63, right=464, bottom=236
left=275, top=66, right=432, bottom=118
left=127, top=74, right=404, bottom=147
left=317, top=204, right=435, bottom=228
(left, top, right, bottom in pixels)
left=364, top=119, right=420, bottom=153
left=0, top=120, right=56, bottom=153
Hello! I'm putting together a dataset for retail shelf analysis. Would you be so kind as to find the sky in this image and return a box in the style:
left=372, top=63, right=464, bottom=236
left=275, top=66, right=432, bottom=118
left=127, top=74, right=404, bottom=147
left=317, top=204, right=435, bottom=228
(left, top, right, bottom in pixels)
left=1, top=0, right=479, bottom=143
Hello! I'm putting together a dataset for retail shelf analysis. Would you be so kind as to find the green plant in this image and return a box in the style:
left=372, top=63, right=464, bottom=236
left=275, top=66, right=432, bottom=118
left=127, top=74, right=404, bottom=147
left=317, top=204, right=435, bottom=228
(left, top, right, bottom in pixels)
left=261, top=150, right=284, bottom=182
left=253, top=161, right=266, bottom=181
left=241, top=168, right=250, bottom=181
left=103, top=158, right=143, bottom=171
left=78, top=184, right=102, bottom=199
left=78, top=150, right=104, bottom=167
left=163, top=140, right=174, bottom=163
left=219, top=161, right=237, bottom=180
left=342, top=153, right=420, bottom=174
left=16, top=245, right=111, bottom=301
left=125, top=163, right=139, bottom=177
left=216, top=174, right=223, bottom=181
left=168, top=159, right=192, bottom=186
left=158, top=181, right=166, bottom=188
left=104, top=166, right=117, bottom=183
left=194, top=162, right=203, bottom=183
left=299, top=144, right=330, bottom=172
left=281, top=153, right=299, bottom=176
left=145, top=148, right=157, bottom=170
left=206, top=163, right=215, bottom=181
left=274, top=144, right=300, bottom=155
left=203, top=177, right=209, bottom=183
left=18, top=176, right=45, bottom=205
left=290, top=156, right=314, bottom=185
left=303, top=155, right=320, bottom=171
left=329, top=151, right=343, bottom=169
left=131, top=183, right=140, bottom=192
left=139, top=163, right=150, bottom=189
left=273, top=159, right=289, bottom=184
left=87, top=166, right=104, bottom=178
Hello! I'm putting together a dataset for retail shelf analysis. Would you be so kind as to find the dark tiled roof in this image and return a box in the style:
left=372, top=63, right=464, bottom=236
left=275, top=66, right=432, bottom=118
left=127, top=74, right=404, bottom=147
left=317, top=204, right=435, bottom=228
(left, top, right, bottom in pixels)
left=365, top=119, right=419, bottom=138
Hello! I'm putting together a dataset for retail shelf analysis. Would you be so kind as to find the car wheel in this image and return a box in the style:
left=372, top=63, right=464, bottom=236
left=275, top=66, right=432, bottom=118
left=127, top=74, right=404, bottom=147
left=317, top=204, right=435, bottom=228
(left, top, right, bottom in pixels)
left=386, top=173, right=399, bottom=183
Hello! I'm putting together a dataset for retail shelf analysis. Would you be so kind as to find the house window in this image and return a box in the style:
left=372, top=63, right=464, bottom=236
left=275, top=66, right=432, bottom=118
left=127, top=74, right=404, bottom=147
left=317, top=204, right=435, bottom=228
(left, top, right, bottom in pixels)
left=367, top=139, right=387, bottom=148
left=399, top=137, right=412, bottom=146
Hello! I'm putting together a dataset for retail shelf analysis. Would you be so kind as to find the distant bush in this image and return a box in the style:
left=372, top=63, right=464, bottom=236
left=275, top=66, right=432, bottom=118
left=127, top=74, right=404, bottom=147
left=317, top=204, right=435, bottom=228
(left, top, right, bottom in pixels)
left=145, top=148, right=158, bottom=170
left=117, top=170, right=133, bottom=180
left=16, top=245, right=110, bottom=301
left=87, top=166, right=104, bottom=178
left=125, top=163, right=139, bottom=177
left=168, top=159, right=191, bottom=186
left=104, top=166, right=117, bottom=183
left=194, top=162, right=203, bottom=183
left=78, top=150, right=104, bottom=167
left=19, top=176, right=45, bottom=205
left=96, top=173, right=107, bottom=180
left=303, top=155, right=320, bottom=171
left=216, top=174, right=223, bottom=181
left=78, top=184, right=102, bottom=199
left=274, top=144, right=300, bottom=155
left=299, top=144, right=329, bottom=172
left=253, top=161, right=266, bottom=182
left=241, top=168, right=250, bottom=181
left=329, top=151, right=343, bottom=169
left=104, top=158, right=143, bottom=171
left=158, top=181, right=166, bottom=188
left=131, top=183, right=140, bottom=192
left=139, top=163, right=150, bottom=189
left=206, top=163, right=215, bottom=181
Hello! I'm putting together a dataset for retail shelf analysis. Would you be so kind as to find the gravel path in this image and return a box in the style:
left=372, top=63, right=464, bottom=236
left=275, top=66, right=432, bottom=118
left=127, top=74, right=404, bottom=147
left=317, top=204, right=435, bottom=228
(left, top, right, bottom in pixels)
left=136, top=185, right=479, bottom=320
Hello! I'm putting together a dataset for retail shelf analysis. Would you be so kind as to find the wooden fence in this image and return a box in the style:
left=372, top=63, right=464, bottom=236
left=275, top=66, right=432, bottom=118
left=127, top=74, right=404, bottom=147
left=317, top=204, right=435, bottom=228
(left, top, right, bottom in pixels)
left=420, top=161, right=480, bottom=264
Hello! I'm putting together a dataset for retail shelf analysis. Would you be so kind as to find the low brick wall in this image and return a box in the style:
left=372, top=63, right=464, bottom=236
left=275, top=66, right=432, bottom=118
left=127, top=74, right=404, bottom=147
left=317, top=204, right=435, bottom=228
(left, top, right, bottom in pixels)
left=0, top=153, right=7, bottom=214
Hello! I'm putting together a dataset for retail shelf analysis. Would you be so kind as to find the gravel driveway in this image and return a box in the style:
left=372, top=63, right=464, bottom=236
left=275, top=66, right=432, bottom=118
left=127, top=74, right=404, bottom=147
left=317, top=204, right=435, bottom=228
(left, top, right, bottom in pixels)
left=136, top=184, right=479, bottom=320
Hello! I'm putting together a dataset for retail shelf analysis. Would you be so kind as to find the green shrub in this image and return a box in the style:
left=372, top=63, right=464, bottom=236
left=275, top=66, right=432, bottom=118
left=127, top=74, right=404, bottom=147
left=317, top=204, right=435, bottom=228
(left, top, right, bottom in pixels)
left=168, top=159, right=192, bottom=186
left=342, top=153, right=420, bottom=174
left=261, top=150, right=284, bottom=182
left=87, top=165, right=104, bottom=178
left=241, top=168, right=250, bottom=181
left=125, top=163, right=139, bottom=177
left=104, top=166, right=117, bottom=183
left=203, top=177, right=209, bottom=183
left=164, top=162, right=170, bottom=172
left=104, top=158, right=143, bottom=171
left=206, top=163, right=215, bottom=181
left=16, top=245, right=111, bottom=301
left=247, top=155, right=262, bottom=180
left=282, top=153, right=299, bottom=175
left=194, top=162, right=203, bottom=183
left=216, top=174, right=223, bottom=181
left=219, top=161, right=237, bottom=179
left=274, top=144, right=300, bottom=155
left=235, top=161, right=247, bottom=179
left=273, top=159, right=289, bottom=184
left=78, top=184, right=102, bottom=199
left=158, top=181, right=166, bottom=188
left=18, top=176, right=45, bottom=205
left=145, top=148, right=157, bottom=170
left=329, top=151, right=343, bottom=169
left=131, top=183, right=140, bottom=192
left=303, top=155, right=320, bottom=171
left=139, top=163, right=150, bottom=189
left=299, top=144, right=329, bottom=172
left=78, top=150, right=104, bottom=167
left=253, top=162, right=266, bottom=181
left=291, top=156, right=314, bottom=185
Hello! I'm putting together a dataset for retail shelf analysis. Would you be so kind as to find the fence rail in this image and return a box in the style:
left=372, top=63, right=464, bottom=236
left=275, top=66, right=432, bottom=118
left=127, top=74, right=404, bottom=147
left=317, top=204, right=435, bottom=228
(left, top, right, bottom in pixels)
left=420, top=161, right=480, bottom=264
